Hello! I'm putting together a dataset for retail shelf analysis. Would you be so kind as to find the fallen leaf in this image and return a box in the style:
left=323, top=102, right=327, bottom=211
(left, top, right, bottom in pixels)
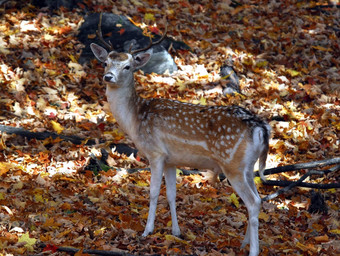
left=144, top=13, right=155, bottom=21
left=17, top=232, right=37, bottom=252
left=228, top=193, right=239, bottom=208
left=50, top=120, right=64, bottom=134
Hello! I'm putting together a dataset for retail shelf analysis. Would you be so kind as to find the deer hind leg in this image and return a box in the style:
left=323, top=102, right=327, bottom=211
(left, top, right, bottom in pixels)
left=164, top=166, right=181, bottom=236
left=142, top=157, right=165, bottom=237
left=241, top=164, right=262, bottom=249
left=227, top=171, right=261, bottom=256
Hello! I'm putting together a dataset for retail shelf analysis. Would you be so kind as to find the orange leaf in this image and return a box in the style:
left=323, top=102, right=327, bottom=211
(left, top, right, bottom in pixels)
left=314, top=234, right=329, bottom=243
left=0, top=162, right=15, bottom=176
left=312, top=45, right=332, bottom=52
left=118, top=28, right=125, bottom=35
left=58, top=26, right=72, bottom=35
left=150, top=26, right=160, bottom=34
left=87, top=34, right=96, bottom=39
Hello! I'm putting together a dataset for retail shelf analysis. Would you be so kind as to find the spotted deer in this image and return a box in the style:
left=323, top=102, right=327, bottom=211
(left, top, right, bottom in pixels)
left=90, top=19, right=270, bottom=256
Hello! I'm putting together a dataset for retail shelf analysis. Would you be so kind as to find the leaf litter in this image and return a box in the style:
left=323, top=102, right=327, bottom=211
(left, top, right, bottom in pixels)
left=0, top=0, right=339, bottom=255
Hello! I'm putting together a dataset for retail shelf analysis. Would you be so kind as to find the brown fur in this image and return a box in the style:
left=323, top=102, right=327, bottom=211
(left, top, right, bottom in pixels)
left=108, top=52, right=128, bottom=61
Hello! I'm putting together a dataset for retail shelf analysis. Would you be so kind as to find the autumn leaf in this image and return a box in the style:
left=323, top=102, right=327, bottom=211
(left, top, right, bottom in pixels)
left=144, top=13, right=155, bottom=21
left=256, top=60, right=268, bottom=68
left=34, top=194, right=45, bottom=203
left=185, top=230, right=196, bottom=241
left=135, top=180, right=149, bottom=187
left=69, top=54, right=78, bottom=62
left=312, top=45, right=332, bottom=52
left=149, top=26, right=160, bottom=34
left=0, top=136, right=6, bottom=150
left=17, top=232, right=37, bottom=252
left=12, top=181, right=24, bottom=190
left=0, top=162, right=15, bottom=176
left=199, top=96, right=207, bottom=105
left=228, top=193, right=239, bottom=208
left=329, top=229, right=340, bottom=235
left=165, top=235, right=189, bottom=245
left=118, top=28, right=125, bottom=35
left=259, top=212, right=269, bottom=222
left=43, top=218, right=61, bottom=229
left=286, top=69, right=301, bottom=77
left=43, top=244, right=58, bottom=253
left=254, top=176, right=262, bottom=185
left=50, top=120, right=64, bottom=134
left=58, top=25, right=72, bottom=34
left=314, top=234, right=329, bottom=243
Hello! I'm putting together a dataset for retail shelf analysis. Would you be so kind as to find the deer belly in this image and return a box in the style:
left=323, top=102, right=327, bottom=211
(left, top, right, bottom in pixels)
left=163, top=136, right=219, bottom=170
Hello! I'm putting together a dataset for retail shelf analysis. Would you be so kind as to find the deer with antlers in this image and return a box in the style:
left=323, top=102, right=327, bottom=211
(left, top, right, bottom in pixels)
left=90, top=15, right=270, bottom=256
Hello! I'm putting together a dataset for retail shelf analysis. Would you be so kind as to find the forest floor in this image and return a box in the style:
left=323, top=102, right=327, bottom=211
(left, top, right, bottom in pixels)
left=0, top=0, right=339, bottom=255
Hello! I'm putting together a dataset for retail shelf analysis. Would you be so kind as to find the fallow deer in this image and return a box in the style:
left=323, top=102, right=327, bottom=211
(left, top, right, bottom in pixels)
left=90, top=17, right=270, bottom=256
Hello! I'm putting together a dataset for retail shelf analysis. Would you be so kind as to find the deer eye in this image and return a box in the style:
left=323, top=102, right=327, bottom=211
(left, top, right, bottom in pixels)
left=124, top=65, right=130, bottom=70
left=103, top=62, right=107, bottom=67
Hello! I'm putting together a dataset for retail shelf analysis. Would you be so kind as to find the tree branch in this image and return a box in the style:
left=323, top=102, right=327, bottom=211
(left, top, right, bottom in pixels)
left=36, top=244, right=134, bottom=256
left=262, top=179, right=340, bottom=190
left=255, top=157, right=340, bottom=177
left=261, top=169, right=339, bottom=201
left=0, top=125, right=138, bottom=156
left=0, top=125, right=95, bottom=145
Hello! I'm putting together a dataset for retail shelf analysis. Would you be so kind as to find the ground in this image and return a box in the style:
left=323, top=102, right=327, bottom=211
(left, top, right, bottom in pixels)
left=0, top=0, right=339, bottom=255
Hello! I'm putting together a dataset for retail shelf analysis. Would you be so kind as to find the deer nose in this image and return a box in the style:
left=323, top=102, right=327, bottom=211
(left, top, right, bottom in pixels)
left=103, top=73, right=116, bottom=83
left=104, top=75, right=113, bottom=82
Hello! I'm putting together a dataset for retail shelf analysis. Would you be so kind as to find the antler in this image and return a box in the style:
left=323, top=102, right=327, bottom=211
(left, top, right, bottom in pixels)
left=129, top=23, right=167, bottom=55
left=96, top=12, right=114, bottom=51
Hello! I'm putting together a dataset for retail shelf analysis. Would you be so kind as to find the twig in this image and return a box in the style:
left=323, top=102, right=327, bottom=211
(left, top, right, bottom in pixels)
left=255, top=157, right=340, bottom=177
left=39, top=244, right=134, bottom=256
left=0, top=125, right=137, bottom=156
left=0, top=125, right=92, bottom=145
left=261, top=169, right=337, bottom=201
left=119, top=167, right=200, bottom=176
left=262, top=179, right=340, bottom=190
left=306, top=4, right=339, bottom=11
left=261, top=164, right=339, bottom=201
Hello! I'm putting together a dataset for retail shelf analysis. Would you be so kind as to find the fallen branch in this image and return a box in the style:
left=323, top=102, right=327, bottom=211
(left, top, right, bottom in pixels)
left=262, top=164, right=339, bottom=201
left=262, top=179, right=340, bottom=190
left=0, top=125, right=137, bottom=156
left=37, top=243, right=134, bottom=256
left=262, top=170, right=331, bottom=201
left=126, top=167, right=200, bottom=176
left=0, top=125, right=95, bottom=145
left=306, top=4, right=339, bottom=11
left=255, top=157, right=340, bottom=177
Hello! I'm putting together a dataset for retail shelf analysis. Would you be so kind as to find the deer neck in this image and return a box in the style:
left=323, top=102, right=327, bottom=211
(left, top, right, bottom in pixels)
left=105, top=82, right=143, bottom=140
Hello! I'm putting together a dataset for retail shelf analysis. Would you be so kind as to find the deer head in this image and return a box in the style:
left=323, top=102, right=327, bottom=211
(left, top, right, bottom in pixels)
left=90, top=43, right=151, bottom=87
left=90, top=12, right=167, bottom=87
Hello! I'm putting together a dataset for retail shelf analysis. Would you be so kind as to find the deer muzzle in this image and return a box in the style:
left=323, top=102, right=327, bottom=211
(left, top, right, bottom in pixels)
left=103, top=73, right=116, bottom=83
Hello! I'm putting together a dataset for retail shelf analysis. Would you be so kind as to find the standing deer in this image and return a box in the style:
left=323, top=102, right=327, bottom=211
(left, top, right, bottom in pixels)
left=90, top=19, right=270, bottom=256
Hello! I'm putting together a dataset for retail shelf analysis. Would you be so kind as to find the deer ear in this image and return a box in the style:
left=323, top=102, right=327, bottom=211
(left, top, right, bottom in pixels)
left=90, top=43, right=108, bottom=62
left=133, top=52, right=152, bottom=69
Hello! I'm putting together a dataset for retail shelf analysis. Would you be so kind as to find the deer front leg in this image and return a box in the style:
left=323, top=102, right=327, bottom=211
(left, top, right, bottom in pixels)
left=142, top=157, right=164, bottom=237
left=164, top=166, right=181, bottom=236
